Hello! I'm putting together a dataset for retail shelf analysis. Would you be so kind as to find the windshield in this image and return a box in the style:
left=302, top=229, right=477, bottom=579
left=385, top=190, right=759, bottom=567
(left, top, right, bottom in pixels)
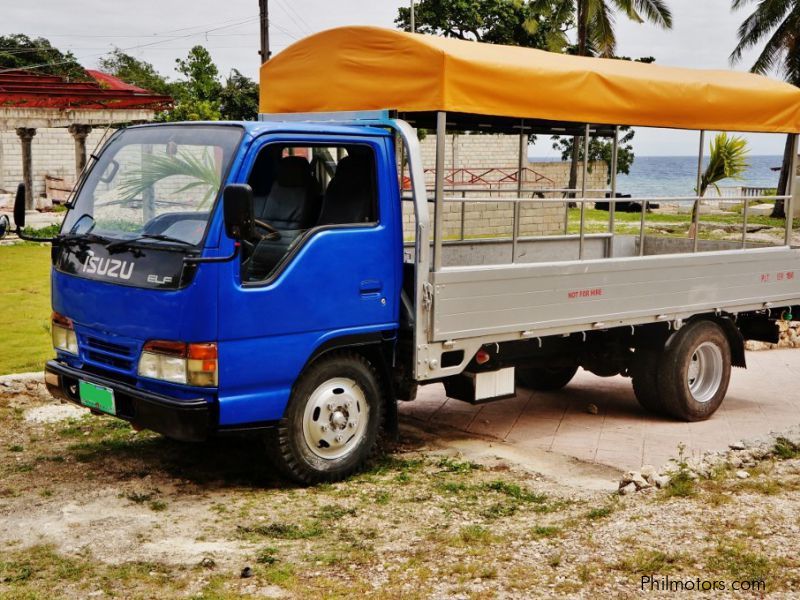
left=62, top=125, right=243, bottom=246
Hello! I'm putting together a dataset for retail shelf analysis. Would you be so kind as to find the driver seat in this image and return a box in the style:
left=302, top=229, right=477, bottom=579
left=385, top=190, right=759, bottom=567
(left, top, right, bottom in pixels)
left=247, top=156, right=320, bottom=280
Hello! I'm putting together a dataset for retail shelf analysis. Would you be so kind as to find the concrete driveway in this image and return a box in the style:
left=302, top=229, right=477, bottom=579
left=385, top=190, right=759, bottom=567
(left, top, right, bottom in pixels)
left=398, top=349, right=800, bottom=472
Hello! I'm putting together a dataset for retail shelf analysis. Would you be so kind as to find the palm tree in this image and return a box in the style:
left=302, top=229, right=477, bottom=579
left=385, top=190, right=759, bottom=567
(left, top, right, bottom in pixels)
left=730, top=0, right=800, bottom=218
left=557, top=0, right=673, bottom=195
left=689, top=133, right=750, bottom=238
left=573, top=0, right=672, bottom=57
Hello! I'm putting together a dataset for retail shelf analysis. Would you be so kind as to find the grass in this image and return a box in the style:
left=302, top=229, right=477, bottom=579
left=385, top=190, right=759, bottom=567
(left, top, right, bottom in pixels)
left=617, top=549, right=684, bottom=575
left=0, top=244, right=52, bottom=374
left=237, top=521, right=324, bottom=540
left=708, top=539, right=772, bottom=582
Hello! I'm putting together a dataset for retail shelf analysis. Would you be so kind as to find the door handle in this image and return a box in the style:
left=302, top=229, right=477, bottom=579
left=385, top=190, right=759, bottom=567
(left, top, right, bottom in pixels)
left=360, top=279, right=383, bottom=296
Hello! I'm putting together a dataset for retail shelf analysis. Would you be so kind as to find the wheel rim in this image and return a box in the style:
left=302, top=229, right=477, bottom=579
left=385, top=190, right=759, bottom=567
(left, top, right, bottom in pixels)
left=302, top=377, right=369, bottom=460
left=687, top=342, right=723, bottom=403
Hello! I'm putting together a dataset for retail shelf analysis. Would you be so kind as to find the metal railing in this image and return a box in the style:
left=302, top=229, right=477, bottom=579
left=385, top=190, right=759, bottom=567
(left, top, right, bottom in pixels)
left=423, top=115, right=799, bottom=270
left=404, top=190, right=796, bottom=262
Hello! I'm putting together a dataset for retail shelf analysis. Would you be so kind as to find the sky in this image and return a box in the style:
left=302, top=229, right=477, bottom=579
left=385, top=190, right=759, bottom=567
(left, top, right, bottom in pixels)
left=2, top=0, right=789, bottom=156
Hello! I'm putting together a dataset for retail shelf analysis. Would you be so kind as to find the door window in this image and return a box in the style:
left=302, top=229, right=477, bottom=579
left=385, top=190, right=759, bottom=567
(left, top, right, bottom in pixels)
left=242, top=143, right=378, bottom=282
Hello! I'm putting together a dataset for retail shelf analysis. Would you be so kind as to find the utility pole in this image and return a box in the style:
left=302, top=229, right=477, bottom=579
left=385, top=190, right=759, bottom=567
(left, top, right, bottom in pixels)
left=259, top=0, right=270, bottom=65
left=410, top=1, right=416, bottom=32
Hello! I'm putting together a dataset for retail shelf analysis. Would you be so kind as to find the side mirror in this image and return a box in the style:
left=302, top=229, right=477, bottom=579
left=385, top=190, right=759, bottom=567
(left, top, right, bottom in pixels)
left=13, top=183, right=26, bottom=230
left=223, top=184, right=254, bottom=241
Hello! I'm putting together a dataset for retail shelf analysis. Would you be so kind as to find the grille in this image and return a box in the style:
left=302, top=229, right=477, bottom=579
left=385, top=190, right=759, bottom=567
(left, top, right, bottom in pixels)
left=80, top=333, right=138, bottom=375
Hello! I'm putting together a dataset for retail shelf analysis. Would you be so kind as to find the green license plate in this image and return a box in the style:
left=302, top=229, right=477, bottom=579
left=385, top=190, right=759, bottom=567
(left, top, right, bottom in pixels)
left=79, top=380, right=116, bottom=415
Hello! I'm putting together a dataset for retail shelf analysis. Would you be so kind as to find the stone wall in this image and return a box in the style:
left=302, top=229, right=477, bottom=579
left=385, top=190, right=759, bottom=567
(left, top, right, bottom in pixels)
left=0, top=127, right=110, bottom=206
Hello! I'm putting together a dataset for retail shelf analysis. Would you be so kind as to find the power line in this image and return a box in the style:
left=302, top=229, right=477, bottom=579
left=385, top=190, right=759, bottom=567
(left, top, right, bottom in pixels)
left=273, top=0, right=312, bottom=35
left=0, top=15, right=261, bottom=74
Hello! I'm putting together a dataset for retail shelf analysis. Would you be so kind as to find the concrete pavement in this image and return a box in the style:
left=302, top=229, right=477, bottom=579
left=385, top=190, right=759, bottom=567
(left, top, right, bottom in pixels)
left=398, top=349, right=800, bottom=472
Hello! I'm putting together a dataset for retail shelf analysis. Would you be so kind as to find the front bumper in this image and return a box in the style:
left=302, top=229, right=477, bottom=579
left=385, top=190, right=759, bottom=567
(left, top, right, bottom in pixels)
left=44, top=360, right=214, bottom=442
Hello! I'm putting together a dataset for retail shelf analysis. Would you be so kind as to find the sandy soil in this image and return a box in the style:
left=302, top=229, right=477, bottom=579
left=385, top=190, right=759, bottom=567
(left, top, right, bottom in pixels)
left=2, top=378, right=800, bottom=599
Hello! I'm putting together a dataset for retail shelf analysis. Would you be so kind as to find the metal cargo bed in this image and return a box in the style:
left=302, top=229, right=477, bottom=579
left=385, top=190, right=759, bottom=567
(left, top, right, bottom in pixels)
left=431, top=245, right=800, bottom=342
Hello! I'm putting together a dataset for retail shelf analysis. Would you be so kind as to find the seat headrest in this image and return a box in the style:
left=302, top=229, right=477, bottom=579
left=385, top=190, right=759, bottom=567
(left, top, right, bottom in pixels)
left=334, top=154, right=371, bottom=181
left=276, top=155, right=312, bottom=187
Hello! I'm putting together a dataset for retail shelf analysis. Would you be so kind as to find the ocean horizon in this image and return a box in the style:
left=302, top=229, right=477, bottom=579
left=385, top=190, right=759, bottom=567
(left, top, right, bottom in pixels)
left=531, top=154, right=784, bottom=197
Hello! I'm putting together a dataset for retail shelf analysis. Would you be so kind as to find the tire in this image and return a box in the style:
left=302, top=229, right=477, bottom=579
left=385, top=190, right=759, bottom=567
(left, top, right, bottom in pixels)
left=631, top=347, right=665, bottom=414
left=266, top=352, right=384, bottom=485
left=658, top=320, right=731, bottom=421
left=516, top=365, right=578, bottom=391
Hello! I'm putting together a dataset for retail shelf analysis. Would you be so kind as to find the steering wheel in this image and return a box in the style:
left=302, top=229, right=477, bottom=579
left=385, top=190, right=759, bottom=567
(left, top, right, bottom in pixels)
left=254, top=218, right=281, bottom=240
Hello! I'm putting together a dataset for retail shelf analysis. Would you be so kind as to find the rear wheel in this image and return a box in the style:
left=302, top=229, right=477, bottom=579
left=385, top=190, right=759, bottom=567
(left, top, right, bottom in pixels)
left=266, top=352, right=383, bottom=485
left=631, top=347, right=665, bottom=413
left=659, top=321, right=731, bottom=421
left=516, top=365, right=578, bottom=391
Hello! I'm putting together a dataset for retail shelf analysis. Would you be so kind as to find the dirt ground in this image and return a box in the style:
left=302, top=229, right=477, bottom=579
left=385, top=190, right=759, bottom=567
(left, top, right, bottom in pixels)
left=2, top=378, right=800, bottom=599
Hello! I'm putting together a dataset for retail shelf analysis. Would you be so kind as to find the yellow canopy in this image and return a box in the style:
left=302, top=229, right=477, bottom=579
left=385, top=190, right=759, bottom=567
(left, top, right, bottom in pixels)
left=260, top=26, right=800, bottom=134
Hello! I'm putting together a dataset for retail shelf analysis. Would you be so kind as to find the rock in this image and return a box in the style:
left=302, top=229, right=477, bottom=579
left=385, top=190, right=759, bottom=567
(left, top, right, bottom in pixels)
left=586, top=403, right=599, bottom=415
left=748, top=203, right=774, bottom=217
left=631, top=473, right=651, bottom=490
left=729, top=441, right=746, bottom=451
left=241, top=566, right=254, bottom=579
left=730, top=457, right=743, bottom=468
left=199, top=557, right=216, bottom=569
left=640, top=465, right=657, bottom=483
left=654, top=475, right=671, bottom=489
left=619, top=482, right=636, bottom=496
left=735, top=470, right=750, bottom=480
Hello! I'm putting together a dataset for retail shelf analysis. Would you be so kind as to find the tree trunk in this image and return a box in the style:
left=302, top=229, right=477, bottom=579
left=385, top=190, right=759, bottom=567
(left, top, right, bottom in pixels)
left=568, top=0, right=587, bottom=203
left=568, top=135, right=579, bottom=200
left=773, top=134, right=794, bottom=219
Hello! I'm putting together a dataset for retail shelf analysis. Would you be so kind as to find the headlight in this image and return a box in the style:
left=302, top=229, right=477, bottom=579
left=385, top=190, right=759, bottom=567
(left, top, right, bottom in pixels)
left=52, top=312, right=78, bottom=355
left=138, top=340, right=217, bottom=387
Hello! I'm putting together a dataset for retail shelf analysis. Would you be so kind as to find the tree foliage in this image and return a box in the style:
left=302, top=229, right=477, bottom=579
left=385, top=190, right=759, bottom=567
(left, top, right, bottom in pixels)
left=552, top=127, right=636, bottom=182
left=699, top=133, right=750, bottom=197
left=98, top=49, right=173, bottom=96
left=219, top=69, right=259, bottom=121
left=565, top=0, right=672, bottom=57
left=0, top=34, right=88, bottom=80
left=730, top=0, right=800, bottom=215
left=396, top=0, right=574, bottom=51
left=730, top=0, right=800, bottom=85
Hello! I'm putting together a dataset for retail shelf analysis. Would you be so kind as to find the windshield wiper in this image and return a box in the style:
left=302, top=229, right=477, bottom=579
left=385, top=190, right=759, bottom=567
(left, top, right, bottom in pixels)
left=105, top=233, right=194, bottom=251
left=58, top=232, right=111, bottom=246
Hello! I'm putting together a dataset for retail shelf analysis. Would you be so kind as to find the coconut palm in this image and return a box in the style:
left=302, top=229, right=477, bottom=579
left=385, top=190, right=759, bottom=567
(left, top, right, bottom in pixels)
left=730, top=0, right=800, bottom=217
left=699, top=133, right=751, bottom=198
left=118, top=148, right=222, bottom=209
left=689, top=133, right=750, bottom=238
left=572, top=0, right=673, bottom=58
left=550, top=0, right=673, bottom=196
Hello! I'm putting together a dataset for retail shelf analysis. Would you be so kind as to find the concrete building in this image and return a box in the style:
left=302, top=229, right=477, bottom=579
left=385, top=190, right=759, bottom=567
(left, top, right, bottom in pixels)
left=0, top=69, right=170, bottom=211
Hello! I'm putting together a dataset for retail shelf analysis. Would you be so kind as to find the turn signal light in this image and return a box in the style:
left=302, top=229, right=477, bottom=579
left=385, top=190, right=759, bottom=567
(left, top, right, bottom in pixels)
left=51, top=312, right=78, bottom=355
left=138, top=341, right=218, bottom=387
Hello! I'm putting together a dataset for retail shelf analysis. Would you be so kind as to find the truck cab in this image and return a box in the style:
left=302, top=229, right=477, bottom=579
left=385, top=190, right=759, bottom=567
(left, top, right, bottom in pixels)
left=44, top=120, right=406, bottom=483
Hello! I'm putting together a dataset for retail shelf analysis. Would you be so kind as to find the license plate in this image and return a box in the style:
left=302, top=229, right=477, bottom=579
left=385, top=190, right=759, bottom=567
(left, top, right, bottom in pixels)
left=79, top=380, right=116, bottom=415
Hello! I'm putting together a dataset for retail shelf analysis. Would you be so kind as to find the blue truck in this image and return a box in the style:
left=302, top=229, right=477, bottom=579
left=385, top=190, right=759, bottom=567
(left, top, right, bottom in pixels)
left=6, top=27, right=800, bottom=484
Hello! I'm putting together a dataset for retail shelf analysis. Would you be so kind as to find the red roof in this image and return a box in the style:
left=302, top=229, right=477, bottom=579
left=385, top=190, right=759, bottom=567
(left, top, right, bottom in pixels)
left=0, top=69, right=172, bottom=110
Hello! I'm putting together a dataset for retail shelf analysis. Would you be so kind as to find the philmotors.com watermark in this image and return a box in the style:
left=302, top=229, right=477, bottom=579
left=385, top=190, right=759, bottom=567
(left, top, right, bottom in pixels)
left=642, top=575, right=766, bottom=593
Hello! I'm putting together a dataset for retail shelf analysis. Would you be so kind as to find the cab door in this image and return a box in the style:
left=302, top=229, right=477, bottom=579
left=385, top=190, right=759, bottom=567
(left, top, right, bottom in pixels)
left=216, top=131, right=402, bottom=427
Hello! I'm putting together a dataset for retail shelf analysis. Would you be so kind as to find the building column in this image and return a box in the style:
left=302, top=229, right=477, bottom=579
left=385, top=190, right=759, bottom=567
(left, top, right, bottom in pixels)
left=16, top=127, right=36, bottom=211
left=68, top=124, right=93, bottom=175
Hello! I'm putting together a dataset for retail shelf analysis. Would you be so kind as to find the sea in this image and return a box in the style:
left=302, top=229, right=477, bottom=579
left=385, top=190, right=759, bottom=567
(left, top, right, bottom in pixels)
left=533, top=155, right=783, bottom=198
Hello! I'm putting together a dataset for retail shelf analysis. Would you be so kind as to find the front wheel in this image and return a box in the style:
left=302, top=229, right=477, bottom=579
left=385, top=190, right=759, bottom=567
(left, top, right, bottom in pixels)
left=516, top=365, right=578, bottom=391
left=659, top=321, right=731, bottom=421
left=266, top=352, right=383, bottom=485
